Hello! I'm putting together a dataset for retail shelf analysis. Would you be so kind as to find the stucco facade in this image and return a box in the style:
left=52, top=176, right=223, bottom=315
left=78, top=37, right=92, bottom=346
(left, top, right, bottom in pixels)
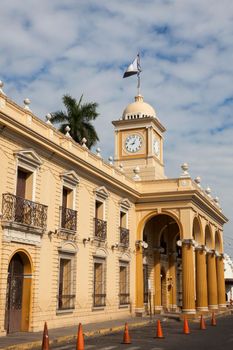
left=0, top=87, right=228, bottom=335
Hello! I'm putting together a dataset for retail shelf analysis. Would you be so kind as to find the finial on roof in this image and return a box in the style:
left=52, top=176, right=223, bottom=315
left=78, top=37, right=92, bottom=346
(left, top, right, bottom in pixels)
left=108, top=156, right=113, bottom=165
left=65, top=125, right=71, bottom=137
left=0, top=81, right=6, bottom=95
left=96, top=147, right=101, bottom=158
left=24, top=98, right=31, bottom=111
left=46, top=113, right=52, bottom=125
left=81, top=137, right=88, bottom=148
left=194, top=176, right=201, bottom=187
left=180, top=163, right=190, bottom=178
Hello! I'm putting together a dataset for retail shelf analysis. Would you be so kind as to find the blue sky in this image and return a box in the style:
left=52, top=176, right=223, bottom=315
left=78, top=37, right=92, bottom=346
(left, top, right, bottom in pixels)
left=1, top=0, right=233, bottom=255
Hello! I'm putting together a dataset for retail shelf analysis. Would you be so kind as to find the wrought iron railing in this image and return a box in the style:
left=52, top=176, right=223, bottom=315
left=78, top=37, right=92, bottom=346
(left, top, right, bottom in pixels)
left=120, top=227, right=129, bottom=247
left=2, top=193, right=48, bottom=229
left=94, top=218, right=107, bottom=240
left=60, top=206, right=77, bottom=231
left=57, top=294, right=75, bottom=310
left=119, top=293, right=130, bottom=305
left=93, top=293, right=106, bottom=307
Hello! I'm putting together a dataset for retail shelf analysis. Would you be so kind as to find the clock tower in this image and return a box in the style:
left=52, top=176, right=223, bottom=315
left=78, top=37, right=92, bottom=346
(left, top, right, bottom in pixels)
left=112, top=94, right=166, bottom=180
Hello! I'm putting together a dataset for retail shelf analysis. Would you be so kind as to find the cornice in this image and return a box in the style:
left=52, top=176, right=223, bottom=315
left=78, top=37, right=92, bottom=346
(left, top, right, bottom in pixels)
left=0, top=104, right=228, bottom=227
left=135, top=189, right=227, bottom=226
left=112, top=116, right=166, bottom=133
left=0, top=111, right=139, bottom=199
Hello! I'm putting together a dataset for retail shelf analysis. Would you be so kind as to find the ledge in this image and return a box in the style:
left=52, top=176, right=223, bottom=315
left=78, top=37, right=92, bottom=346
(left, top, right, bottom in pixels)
left=56, top=308, right=74, bottom=315
left=92, top=306, right=105, bottom=311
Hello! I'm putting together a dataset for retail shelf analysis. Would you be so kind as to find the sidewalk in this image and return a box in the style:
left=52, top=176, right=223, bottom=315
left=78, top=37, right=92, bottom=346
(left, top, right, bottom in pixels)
left=0, top=315, right=161, bottom=350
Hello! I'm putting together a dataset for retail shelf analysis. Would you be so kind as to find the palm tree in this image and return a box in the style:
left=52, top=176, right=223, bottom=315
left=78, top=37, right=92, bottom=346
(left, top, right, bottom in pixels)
left=50, top=94, right=99, bottom=149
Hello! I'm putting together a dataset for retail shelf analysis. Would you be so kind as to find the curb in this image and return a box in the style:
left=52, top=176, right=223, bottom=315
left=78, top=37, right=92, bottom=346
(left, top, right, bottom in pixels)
left=0, top=320, right=154, bottom=350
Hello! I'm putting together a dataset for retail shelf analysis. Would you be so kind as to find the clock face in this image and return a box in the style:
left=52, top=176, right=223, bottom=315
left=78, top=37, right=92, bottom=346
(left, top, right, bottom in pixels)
left=125, top=134, right=142, bottom=153
left=153, top=137, right=160, bottom=156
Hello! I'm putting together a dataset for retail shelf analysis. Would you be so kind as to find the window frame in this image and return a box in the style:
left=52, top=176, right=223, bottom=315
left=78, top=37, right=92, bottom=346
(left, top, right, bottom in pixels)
left=57, top=252, right=76, bottom=312
left=93, top=257, right=106, bottom=308
left=119, top=260, right=130, bottom=306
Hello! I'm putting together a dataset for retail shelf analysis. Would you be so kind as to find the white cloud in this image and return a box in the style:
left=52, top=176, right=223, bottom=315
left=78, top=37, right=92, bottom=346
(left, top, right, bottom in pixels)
left=1, top=0, right=233, bottom=255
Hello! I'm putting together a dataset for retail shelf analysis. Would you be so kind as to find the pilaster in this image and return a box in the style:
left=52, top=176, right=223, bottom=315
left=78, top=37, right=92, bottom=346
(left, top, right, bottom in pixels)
left=153, top=248, right=162, bottom=313
left=206, top=250, right=218, bottom=310
left=195, top=245, right=208, bottom=312
left=135, top=245, right=144, bottom=316
left=168, top=252, right=177, bottom=310
left=181, top=239, right=196, bottom=314
left=216, top=254, right=226, bottom=309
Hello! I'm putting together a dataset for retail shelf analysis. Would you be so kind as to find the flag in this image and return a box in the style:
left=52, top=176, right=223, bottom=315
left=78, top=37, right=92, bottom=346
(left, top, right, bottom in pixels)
left=123, top=54, right=141, bottom=78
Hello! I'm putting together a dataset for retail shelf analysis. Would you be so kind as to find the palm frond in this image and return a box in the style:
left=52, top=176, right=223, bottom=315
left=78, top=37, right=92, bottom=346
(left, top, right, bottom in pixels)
left=62, top=95, right=77, bottom=117
left=50, top=111, right=68, bottom=124
left=81, top=102, right=99, bottom=121
left=82, top=122, right=99, bottom=148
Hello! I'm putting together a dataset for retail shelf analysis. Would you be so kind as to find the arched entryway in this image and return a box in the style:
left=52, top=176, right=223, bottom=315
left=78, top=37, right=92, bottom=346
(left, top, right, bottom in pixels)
left=5, top=251, right=32, bottom=333
left=141, top=213, right=182, bottom=313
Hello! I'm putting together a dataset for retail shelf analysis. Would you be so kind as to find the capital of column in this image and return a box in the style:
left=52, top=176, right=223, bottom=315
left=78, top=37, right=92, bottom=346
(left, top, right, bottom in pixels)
left=206, top=248, right=216, bottom=256
left=215, top=252, right=224, bottom=259
left=195, top=244, right=207, bottom=253
left=177, top=238, right=196, bottom=247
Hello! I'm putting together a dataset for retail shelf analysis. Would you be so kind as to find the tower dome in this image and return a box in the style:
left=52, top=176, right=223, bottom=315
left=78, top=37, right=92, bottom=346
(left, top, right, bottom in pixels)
left=122, top=95, right=156, bottom=120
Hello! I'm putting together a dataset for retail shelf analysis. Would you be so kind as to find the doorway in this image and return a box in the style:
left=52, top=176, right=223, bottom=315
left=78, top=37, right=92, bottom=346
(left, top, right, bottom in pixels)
left=5, top=252, right=32, bottom=333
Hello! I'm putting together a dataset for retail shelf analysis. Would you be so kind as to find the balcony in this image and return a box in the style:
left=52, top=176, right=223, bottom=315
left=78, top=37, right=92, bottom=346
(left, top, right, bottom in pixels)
left=2, top=193, right=47, bottom=230
left=120, top=227, right=129, bottom=247
left=60, top=206, right=77, bottom=232
left=94, top=218, right=107, bottom=241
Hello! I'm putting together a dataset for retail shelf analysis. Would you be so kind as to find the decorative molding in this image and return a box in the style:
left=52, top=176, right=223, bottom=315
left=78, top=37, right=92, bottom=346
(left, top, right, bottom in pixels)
left=58, top=241, right=78, bottom=254
left=94, top=247, right=108, bottom=258
left=60, top=170, right=79, bottom=188
left=2, top=225, right=42, bottom=246
left=119, top=198, right=131, bottom=210
left=120, top=252, right=131, bottom=262
left=94, top=186, right=109, bottom=200
left=14, top=149, right=42, bottom=171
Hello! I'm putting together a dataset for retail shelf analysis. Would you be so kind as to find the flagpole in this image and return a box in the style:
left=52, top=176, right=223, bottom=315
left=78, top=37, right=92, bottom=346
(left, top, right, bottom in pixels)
left=137, top=53, right=141, bottom=96
left=137, top=72, right=140, bottom=96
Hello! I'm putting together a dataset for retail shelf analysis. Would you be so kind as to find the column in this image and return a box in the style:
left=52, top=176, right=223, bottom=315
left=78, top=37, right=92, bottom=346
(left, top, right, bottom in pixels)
left=195, top=246, right=208, bottom=312
left=216, top=254, right=226, bottom=309
left=168, top=252, right=177, bottom=311
left=135, top=244, right=144, bottom=316
left=182, top=240, right=196, bottom=314
left=206, top=250, right=218, bottom=310
left=154, top=249, right=162, bottom=313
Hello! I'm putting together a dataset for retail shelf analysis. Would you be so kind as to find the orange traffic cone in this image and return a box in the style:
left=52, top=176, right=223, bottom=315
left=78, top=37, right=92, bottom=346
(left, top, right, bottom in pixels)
left=211, top=312, right=216, bottom=326
left=122, top=322, right=131, bottom=344
left=76, top=323, right=85, bottom=350
left=41, top=322, right=50, bottom=350
left=155, top=320, right=164, bottom=339
left=183, top=316, right=190, bottom=334
left=200, top=315, right=206, bottom=330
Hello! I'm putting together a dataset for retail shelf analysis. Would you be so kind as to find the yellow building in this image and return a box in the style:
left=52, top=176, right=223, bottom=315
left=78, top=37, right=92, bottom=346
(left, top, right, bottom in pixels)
left=0, top=83, right=228, bottom=335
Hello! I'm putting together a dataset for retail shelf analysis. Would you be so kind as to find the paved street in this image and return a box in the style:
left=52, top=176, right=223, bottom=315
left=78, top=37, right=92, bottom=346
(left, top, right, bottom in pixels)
left=44, top=314, right=233, bottom=350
